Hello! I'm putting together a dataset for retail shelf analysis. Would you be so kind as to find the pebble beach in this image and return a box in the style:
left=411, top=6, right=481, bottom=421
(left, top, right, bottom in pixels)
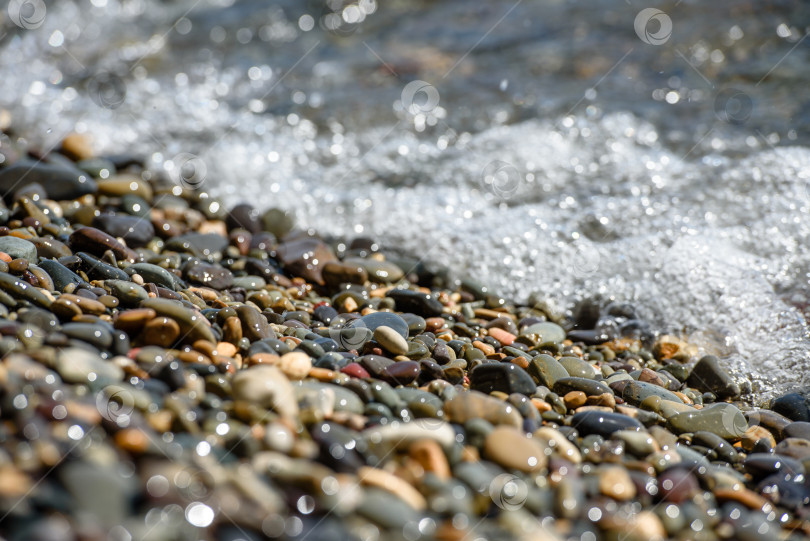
left=0, top=130, right=808, bottom=540
left=4, top=0, right=810, bottom=540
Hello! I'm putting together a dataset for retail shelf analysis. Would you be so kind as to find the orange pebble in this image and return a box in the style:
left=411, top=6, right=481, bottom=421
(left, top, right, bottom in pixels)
left=488, top=327, right=516, bottom=346
left=115, top=428, right=150, bottom=453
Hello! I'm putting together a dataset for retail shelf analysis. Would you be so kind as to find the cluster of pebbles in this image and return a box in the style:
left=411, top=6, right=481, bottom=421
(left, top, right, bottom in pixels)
left=0, top=131, right=808, bottom=541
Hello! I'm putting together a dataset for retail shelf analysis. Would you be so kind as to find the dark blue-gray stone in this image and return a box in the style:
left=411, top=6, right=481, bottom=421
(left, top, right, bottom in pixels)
left=570, top=410, right=643, bottom=438
left=0, top=161, right=97, bottom=203
left=470, top=362, right=536, bottom=396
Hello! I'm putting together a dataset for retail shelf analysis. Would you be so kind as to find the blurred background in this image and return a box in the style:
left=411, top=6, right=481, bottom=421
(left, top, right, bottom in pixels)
left=1, top=0, right=810, bottom=400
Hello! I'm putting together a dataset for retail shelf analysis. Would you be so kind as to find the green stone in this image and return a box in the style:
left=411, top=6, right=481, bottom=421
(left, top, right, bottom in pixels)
left=667, top=403, right=747, bottom=439
left=527, top=354, right=569, bottom=388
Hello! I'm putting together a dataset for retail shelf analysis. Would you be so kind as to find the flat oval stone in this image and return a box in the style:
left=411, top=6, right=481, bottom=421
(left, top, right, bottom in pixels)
left=105, top=279, right=148, bottom=305
left=55, top=347, right=123, bottom=386
left=381, top=360, right=421, bottom=386
left=444, top=390, right=522, bottom=428
left=321, top=261, right=368, bottom=288
left=38, top=259, right=89, bottom=291
left=141, top=298, right=215, bottom=344
left=400, top=313, right=426, bottom=335
left=231, top=365, right=298, bottom=418
left=278, top=351, right=312, bottom=380
left=140, top=316, right=180, bottom=347
left=394, top=388, right=443, bottom=418
left=484, top=426, right=547, bottom=472
left=373, top=325, right=409, bottom=355
left=354, top=312, right=409, bottom=338
left=76, top=252, right=129, bottom=281
left=784, top=422, right=810, bottom=440
left=298, top=381, right=364, bottom=415
left=686, top=355, right=741, bottom=399
left=96, top=176, right=152, bottom=201
left=164, top=232, right=230, bottom=257
left=0, top=237, right=37, bottom=262
left=520, top=321, right=565, bottom=343
left=386, top=289, right=443, bottom=318
left=127, top=263, right=181, bottom=291
left=185, top=262, right=233, bottom=290
left=32, top=237, right=72, bottom=259
left=343, top=256, right=403, bottom=283
left=559, top=356, right=599, bottom=379
left=470, top=362, right=536, bottom=396
left=61, top=322, right=113, bottom=350
left=329, top=325, right=373, bottom=351
left=622, top=381, right=684, bottom=405
left=231, top=275, right=266, bottom=290
left=667, top=403, right=748, bottom=439
left=69, top=226, right=137, bottom=262
left=341, top=362, right=370, bottom=379
left=744, top=453, right=805, bottom=481
left=528, top=354, right=569, bottom=387
left=275, top=237, right=337, bottom=285
left=598, top=465, right=637, bottom=501
left=692, top=431, right=739, bottom=463
left=261, top=208, right=295, bottom=238
left=92, top=213, right=155, bottom=248
left=359, top=354, right=395, bottom=378
left=0, top=271, right=52, bottom=308
left=236, top=305, right=273, bottom=341
left=120, top=194, right=151, bottom=218
left=0, top=161, right=97, bottom=203
left=570, top=410, right=643, bottom=438
left=612, top=429, right=658, bottom=457
left=553, top=377, right=613, bottom=397
left=226, top=203, right=261, bottom=233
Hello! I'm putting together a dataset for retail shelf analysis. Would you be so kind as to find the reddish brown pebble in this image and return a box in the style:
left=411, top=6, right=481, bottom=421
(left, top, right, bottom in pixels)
left=341, top=362, right=370, bottom=379
left=409, top=439, right=451, bottom=480
left=488, top=327, right=516, bottom=346
left=140, top=317, right=180, bottom=347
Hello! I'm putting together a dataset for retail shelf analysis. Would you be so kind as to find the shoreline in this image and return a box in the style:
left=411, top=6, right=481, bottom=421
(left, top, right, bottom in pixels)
left=0, top=130, right=808, bottom=540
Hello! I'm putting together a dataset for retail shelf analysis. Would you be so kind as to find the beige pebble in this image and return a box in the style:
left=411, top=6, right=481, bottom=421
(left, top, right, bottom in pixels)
left=216, top=341, right=238, bottom=358
left=373, top=325, right=409, bottom=355
left=278, top=352, right=312, bottom=380
left=61, top=132, right=94, bottom=161
left=484, top=426, right=547, bottom=473
left=598, top=465, right=636, bottom=501
left=231, top=365, right=298, bottom=418
left=357, top=466, right=427, bottom=510
left=534, top=426, right=581, bottom=464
